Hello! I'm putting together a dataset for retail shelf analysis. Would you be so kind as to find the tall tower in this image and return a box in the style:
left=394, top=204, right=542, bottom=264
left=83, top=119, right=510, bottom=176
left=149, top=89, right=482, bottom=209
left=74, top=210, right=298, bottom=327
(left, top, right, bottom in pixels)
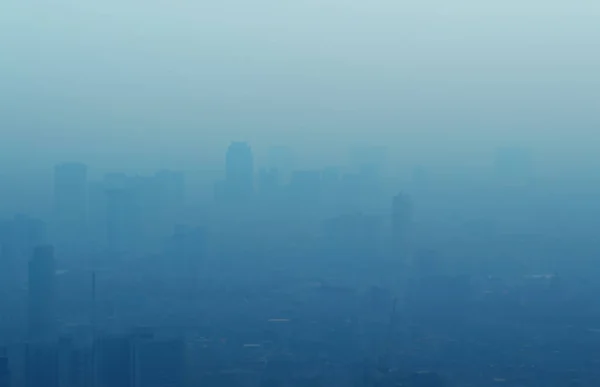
left=53, top=163, right=88, bottom=241
left=225, top=142, right=254, bottom=202
left=28, top=245, right=56, bottom=342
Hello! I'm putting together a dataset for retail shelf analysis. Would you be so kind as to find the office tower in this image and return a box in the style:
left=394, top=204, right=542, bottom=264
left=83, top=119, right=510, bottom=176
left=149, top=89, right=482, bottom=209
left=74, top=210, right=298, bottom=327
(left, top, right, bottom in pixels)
left=133, top=338, right=185, bottom=387
left=53, top=163, right=88, bottom=241
left=94, top=336, right=134, bottom=387
left=224, top=142, right=254, bottom=201
left=25, top=342, right=59, bottom=387
left=391, top=193, right=413, bottom=259
left=106, top=188, right=141, bottom=254
left=28, top=245, right=56, bottom=342
left=0, top=354, right=9, bottom=387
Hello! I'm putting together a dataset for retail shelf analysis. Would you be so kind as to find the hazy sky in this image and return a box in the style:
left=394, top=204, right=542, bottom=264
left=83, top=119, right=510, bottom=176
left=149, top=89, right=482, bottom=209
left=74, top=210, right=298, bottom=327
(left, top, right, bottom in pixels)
left=1, top=1, right=598, bottom=170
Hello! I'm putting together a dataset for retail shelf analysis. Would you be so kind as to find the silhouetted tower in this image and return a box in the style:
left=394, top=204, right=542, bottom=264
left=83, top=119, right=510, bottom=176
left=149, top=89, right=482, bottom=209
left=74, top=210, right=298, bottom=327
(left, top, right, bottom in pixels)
left=225, top=142, right=254, bottom=201
left=28, top=245, right=56, bottom=342
left=391, top=193, right=413, bottom=259
left=53, top=163, right=88, bottom=240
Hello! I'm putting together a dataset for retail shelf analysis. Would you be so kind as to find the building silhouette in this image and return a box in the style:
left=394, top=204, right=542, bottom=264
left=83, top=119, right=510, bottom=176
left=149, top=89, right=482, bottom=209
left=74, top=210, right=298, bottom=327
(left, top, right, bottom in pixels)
left=28, top=245, right=56, bottom=342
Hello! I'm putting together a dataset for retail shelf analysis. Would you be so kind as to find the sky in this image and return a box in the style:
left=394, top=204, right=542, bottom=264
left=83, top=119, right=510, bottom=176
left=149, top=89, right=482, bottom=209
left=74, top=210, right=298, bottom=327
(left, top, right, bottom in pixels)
left=1, top=0, right=599, bottom=171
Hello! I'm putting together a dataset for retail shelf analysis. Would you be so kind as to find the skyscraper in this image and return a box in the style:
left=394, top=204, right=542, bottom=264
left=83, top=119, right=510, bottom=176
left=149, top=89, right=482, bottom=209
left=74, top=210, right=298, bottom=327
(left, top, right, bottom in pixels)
left=28, top=245, right=56, bottom=342
left=53, top=163, right=88, bottom=241
left=224, top=142, right=254, bottom=202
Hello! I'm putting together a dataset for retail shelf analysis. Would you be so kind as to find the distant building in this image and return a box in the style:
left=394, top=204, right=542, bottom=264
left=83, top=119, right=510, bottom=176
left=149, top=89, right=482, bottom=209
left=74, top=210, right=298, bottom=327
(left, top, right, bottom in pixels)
left=223, top=142, right=254, bottom=202
left=53, top=163, right=88, bottom=241
left=28, top=245, right=56, bottom=342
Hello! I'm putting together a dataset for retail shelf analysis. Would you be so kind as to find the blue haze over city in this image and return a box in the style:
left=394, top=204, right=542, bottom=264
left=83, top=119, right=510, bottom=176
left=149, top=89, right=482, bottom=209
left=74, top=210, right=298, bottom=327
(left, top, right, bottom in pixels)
left=0, top=1, right=600, bottom=386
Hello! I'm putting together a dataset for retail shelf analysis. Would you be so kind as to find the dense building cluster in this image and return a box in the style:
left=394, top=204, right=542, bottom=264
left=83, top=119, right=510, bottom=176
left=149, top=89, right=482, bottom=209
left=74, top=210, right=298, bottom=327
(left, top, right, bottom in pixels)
left=1, top=144, right=600, bottom=387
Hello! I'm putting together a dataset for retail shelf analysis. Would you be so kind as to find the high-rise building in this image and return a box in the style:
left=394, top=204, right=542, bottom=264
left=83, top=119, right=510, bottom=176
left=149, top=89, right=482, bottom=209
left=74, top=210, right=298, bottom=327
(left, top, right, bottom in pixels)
left=224, top=142, right=254, bottom=202
left=28, top=245, right=56, bottom=342
left=53, top=163, right=88, bottom=240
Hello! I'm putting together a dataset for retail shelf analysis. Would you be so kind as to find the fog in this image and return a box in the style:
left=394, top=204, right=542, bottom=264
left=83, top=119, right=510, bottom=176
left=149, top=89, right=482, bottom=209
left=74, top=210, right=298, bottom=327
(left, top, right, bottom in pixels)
left=1, top=1, right=600, bottom=387
left=2, top=0, right=599, bottom=170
